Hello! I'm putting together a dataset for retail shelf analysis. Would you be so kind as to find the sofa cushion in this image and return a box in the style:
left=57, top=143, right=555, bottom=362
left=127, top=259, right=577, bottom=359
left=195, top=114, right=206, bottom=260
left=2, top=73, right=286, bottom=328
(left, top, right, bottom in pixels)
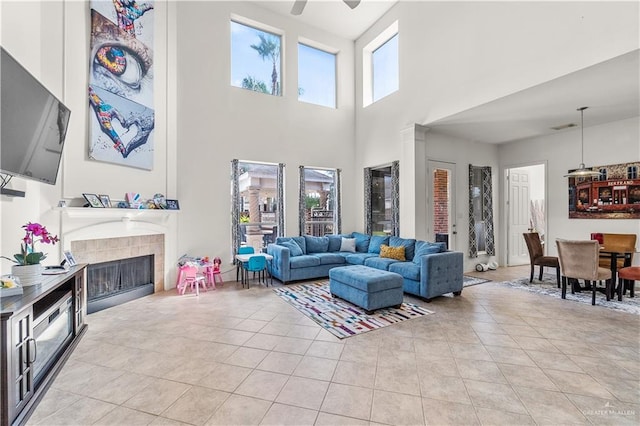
left=380, top=244, right=406, bottom=261
left=389, top=236, right=416, bottom=261
left=352, top=232, right=371, bottom=253
left=314, top=252, right=347, bottom=265
left=413, top=241, right=446, bottom=264
left=340, top=237, right=356, bottom=253
left=328, top=233, right=352, bottom=252
left=291, top=236, right=306, bottom=254
left=389, top=262, right=421, bottom=281
left=344, top=253, right=376, bottom=265
left=364, top=256, right=400, bottom=270
left=281, top=240, right=303, bottom=257
left=276, top=236, right=306, bottom=254
left=368, top=235, right=390, bottom=254
left=289, top=255, right=321, bottom=269
left=305, top=235, right=329, bottom=253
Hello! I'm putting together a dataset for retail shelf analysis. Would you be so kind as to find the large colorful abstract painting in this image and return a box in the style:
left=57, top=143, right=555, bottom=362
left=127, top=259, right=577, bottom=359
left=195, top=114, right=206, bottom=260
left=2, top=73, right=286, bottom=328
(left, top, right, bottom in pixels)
left=568, top=162, right=640, bottom=219
left=89, top=0, right=154, bottom=170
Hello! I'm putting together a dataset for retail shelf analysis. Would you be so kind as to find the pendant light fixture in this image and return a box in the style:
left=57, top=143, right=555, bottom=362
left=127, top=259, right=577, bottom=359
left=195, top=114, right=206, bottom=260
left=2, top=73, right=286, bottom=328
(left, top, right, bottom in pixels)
left=564, top=107, right=601, bottom=178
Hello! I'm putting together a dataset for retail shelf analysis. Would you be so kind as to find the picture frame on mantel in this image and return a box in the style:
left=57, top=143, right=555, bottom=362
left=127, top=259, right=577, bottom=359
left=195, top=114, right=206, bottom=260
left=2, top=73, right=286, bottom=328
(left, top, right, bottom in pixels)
left=99, top=194, right=112, bottom=208
left=83, top=193, right=104, bottom=208
left=166, top=199, right=180, bottom=210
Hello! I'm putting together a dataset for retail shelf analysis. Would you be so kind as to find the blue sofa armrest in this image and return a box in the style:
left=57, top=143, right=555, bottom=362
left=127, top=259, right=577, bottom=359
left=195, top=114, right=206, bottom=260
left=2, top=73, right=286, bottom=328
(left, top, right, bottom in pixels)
left=267, top=243, right=290, bottom=283
left=418, top=251, right=463, bottom=299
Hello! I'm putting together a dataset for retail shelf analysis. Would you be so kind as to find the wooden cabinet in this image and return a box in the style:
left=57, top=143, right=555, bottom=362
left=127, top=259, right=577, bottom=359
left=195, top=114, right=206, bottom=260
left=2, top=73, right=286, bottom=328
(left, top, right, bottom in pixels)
left=1, top=265, right=87, bottom=426
left=10, top=307, right=35, bottom=419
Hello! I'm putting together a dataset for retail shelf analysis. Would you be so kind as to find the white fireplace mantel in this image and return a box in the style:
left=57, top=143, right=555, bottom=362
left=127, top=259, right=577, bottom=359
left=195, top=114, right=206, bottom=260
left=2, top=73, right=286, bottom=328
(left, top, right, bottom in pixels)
left=54, top=207, right=178, bottom=222
left=55, top=207, right=179, bottom=291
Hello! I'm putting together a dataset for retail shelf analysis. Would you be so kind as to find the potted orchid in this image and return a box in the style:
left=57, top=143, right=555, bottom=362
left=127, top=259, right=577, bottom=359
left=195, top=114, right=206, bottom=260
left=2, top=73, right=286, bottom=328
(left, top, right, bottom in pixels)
left=2, top=222, right=59, bottom=286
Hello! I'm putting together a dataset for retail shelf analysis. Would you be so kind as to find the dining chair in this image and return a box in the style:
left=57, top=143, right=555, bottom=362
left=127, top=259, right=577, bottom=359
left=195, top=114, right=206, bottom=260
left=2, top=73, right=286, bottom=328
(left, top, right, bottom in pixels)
left=617, top=266, right=640, bottom=298
left=598, top=233, right=637, bottom=270
left=523, top=232, right=560, bottom=287
left=236, top=246, right=255, bottom=282
left=244, top=255, right=267, bottom=288
left=556, top=239, right=612, bottom=305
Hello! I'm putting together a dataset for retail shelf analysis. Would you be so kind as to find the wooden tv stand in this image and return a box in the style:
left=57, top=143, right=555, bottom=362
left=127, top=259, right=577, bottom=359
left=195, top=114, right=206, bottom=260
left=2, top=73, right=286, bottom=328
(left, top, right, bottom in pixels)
left=1, top=265, right=87, bottom=426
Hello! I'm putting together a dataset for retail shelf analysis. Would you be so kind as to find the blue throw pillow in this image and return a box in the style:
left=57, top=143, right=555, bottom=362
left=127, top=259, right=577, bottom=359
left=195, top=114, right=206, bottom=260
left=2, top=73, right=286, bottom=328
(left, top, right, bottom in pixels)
left=389, top=236, right=416, bottom=261
left=368, top=235, right=390, bottom=254
left=305, top=235, right=329, bottom=253
left=291, top=236, right=306, bottom=254
left=352, top=232, right=371, bottom=253
left=413, top=240, right=445, bottom=264
left=281, top=240, right=303, bottom=257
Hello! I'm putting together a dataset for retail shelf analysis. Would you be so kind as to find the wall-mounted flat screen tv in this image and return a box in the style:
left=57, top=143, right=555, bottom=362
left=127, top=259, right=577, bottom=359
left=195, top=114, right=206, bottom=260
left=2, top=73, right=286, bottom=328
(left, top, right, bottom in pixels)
left=1, top=46, right=71, bottom=185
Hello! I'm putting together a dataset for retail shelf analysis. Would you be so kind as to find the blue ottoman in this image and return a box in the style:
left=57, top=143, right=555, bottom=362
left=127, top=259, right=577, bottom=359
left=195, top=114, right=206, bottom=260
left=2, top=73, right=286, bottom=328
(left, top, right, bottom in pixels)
left=329, top=265, right=404, bottom=313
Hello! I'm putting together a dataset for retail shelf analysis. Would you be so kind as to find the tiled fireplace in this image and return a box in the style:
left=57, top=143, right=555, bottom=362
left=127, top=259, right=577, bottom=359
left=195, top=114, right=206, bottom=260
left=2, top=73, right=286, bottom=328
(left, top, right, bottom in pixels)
left=70, top=234, right=165, bottom=293
left=60, top=209, right=177, bottom=310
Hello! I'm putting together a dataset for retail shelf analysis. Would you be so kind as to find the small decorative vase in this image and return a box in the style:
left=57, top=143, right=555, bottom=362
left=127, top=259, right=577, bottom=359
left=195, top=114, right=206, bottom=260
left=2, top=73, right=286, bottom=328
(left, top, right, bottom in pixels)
left=11, top=263, right=44, bottom=286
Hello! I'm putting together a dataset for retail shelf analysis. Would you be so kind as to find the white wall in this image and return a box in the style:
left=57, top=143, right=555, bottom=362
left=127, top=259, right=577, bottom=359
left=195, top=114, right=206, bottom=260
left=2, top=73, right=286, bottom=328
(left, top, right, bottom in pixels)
left=1, top=0, right=355, bottom=281
left=354, top=1, right=639, bottom=269
left=2, top=1, right=638, bottom=278
left=499, top=116, right=640, bottom=265
left=1, top=0, right=66, bottom=274
left=424, top=131, right=500, bottom=272
left=173, top=1, right=356, bottom=264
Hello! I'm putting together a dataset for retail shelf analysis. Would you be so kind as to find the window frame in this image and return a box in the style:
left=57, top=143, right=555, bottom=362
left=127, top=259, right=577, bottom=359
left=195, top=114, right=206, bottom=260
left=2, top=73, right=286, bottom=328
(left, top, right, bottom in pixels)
left=230, top=15, right=284, bottom=97
left=299, top=166, right=341, bottom=236
left=231, top=160, right=284, bottom=257
left=362, top=21, right=399, bottom=107
left=297, top=39, right=338, bottom=109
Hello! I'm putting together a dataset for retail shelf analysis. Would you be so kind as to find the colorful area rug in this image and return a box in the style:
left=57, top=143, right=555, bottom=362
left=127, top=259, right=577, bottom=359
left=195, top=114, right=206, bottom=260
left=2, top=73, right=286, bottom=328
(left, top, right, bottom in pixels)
left=463, top=275, right=491, bottom=287
left=273, top=281, right=434, bottom=339
left=501, top=274, right=640, bottom=315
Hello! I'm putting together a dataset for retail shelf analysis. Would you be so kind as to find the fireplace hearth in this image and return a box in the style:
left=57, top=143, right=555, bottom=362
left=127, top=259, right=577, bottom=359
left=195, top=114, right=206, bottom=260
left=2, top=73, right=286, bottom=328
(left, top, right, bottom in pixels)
left=87, top=255, right=154, bottom=313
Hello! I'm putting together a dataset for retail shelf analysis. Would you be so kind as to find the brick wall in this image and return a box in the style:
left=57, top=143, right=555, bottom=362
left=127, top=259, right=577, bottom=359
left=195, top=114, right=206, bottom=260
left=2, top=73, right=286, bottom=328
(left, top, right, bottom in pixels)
left=433, top=169, right=449, bottom=234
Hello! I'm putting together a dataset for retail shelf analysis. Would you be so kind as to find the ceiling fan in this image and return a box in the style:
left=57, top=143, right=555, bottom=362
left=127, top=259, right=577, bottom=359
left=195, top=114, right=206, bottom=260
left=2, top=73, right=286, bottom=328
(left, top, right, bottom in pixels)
left=291, top=0, right=361, bottom=16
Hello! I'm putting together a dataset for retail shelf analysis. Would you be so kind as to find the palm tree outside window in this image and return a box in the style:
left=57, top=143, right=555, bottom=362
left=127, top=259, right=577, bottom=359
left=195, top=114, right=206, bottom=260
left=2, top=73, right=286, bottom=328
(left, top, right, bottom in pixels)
left=231, top=19, right=282, bottom=96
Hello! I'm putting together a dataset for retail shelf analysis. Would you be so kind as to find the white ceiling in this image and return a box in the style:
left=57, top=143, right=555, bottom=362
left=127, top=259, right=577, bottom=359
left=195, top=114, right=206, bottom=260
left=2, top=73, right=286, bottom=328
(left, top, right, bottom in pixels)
left=425, top=50, right=640, bottom=144
left=253, top=0, right=398, bottom=40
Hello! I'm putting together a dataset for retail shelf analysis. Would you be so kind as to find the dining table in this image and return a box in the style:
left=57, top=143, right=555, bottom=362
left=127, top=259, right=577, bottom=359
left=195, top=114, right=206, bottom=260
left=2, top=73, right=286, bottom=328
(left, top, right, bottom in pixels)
left=235, top=253, right=274, bottom=287
left=599, top=246, right=637, bottom=301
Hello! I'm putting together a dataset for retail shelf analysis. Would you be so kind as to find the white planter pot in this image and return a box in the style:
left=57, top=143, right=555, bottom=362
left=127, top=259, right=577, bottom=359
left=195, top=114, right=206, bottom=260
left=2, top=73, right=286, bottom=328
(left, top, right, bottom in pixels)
left=11, top=263, right=43, bottom=286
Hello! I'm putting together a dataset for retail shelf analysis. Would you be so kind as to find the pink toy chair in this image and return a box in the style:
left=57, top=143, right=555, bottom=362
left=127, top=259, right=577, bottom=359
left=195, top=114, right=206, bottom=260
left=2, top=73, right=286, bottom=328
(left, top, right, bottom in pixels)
left=178, top=264, right=207, bottom=296
left=205, top=257, right=223, bottom=289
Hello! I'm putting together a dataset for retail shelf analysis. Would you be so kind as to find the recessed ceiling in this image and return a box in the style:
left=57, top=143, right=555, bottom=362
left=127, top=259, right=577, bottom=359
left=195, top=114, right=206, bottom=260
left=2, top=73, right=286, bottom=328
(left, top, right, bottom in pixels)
left=425, top=50, right=640, bottom=144
left=253, top=0, right=398, bottom=40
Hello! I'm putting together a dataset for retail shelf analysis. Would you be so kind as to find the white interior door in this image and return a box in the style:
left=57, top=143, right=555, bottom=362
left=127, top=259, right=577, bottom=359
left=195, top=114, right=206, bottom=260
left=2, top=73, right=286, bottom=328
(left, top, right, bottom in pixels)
left=507, top=169, right=531, bottom=265
left=427, top=161, right=456, bottom=250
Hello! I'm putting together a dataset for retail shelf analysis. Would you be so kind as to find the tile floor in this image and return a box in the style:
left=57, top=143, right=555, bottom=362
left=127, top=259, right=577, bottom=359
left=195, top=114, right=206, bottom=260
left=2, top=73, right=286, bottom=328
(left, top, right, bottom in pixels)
left=28, top=265, right=639, bottom=425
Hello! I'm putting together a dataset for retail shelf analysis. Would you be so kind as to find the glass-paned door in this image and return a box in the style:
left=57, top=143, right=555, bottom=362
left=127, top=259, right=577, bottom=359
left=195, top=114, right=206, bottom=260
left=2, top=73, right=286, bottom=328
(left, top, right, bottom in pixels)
left=428, top=160, right=456, bottom=250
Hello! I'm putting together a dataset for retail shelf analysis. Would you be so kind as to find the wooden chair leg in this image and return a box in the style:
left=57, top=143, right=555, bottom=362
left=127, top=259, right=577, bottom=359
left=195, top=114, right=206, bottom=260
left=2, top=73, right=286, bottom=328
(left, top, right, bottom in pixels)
left=530, top=264, right=535, bottom=283
left=561, top=276, right=567, bottom=299
left=556, top=268, right=560, bottom=288
left=538, top=266, right=543, bottom=281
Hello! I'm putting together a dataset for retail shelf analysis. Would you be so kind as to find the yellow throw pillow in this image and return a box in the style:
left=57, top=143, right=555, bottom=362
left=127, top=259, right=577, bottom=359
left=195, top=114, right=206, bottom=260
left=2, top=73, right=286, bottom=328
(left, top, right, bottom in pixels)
left=380, top=244, right=406, bottom=261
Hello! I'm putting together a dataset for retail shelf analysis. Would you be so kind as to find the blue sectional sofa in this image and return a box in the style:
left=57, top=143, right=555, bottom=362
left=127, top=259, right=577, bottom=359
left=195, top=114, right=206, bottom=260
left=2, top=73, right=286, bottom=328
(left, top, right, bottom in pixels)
left=267, top=232, right=464, bottom=301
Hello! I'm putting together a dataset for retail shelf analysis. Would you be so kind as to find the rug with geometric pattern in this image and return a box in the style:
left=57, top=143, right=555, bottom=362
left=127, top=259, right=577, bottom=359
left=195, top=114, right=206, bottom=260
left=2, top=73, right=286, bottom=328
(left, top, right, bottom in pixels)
left=273, top=281, right=434, bottom=339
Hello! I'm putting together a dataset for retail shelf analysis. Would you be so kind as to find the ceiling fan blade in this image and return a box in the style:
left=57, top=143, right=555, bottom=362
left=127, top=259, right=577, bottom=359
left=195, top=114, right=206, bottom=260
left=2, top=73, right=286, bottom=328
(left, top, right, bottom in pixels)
left=291, top=0, right=308, bottom=16
left=343, top=0, right=361, bottom=10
